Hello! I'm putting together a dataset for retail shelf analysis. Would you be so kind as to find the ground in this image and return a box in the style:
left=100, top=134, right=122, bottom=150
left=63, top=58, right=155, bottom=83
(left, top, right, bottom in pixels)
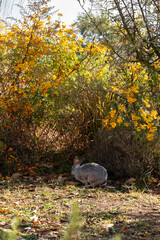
left=0, top=174, right=160, bottom=240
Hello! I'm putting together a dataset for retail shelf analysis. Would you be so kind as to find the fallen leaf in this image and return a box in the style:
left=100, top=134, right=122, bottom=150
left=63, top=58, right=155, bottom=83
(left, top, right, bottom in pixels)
left=121, top=226, right=129, bottom=232
left=30, top=215, right=38, bottom=222
left=99, top=229, right=106, bottom=234
left=144, top=232, right=152, bottom=238
left=0, top=209, right=9, bottom=213
left=0, top=222, right=7, bottom=226
left=125, top=178, right=136, bottom=185
left=65, top=181, right=80, bottom=186
left=10, top=173, right=22, bottom=180
left=105, top=223, right=114, bottom=232
left=32, top=221, right=39, bottom=226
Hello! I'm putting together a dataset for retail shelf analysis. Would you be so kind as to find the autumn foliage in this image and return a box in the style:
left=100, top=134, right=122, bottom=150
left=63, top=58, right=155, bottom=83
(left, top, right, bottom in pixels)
left=0, top=0, right=159, bottom=176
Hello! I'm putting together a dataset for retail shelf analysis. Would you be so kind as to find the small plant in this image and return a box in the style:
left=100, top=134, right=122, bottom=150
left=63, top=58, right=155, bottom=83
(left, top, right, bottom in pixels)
left=61, top=201, right=80, bottom=240
left=0, top=216, right=19, bottom=240
left=112, top=236, right=122, bottom=240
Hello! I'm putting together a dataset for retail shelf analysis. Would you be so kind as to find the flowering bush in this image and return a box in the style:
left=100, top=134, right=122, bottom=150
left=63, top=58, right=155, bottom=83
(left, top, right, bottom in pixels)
left=0, top=0, right=159, bottom=176
left=0, top=1, right=109, bottom=174
left=102, top=62, right=160, bottom=142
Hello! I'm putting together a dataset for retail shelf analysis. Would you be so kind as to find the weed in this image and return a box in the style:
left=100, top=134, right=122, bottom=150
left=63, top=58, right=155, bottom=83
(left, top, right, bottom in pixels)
left=0, top=216, right=19, bottom=240
left=61, top=201, right=80, bottom=240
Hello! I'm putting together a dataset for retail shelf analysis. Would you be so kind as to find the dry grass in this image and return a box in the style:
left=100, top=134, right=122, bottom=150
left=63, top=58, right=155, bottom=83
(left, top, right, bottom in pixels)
left=0, top=177, right=160, bottom=239
left=85, top=128, right=159, bottom=178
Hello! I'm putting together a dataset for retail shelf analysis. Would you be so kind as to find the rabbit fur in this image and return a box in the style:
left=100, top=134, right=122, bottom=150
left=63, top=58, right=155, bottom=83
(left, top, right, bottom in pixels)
left=71, top=156, right=108, bottom=188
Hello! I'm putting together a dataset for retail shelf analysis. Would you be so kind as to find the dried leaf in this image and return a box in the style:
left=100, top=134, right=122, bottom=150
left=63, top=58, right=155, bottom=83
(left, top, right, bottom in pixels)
left=99, top=228, right=106, bottom=234
left=125, top=178, right=136, bottom=185
left=10, top=173, right=22, bottom=180
left=0, top=209, right=9, bottom=213
left=144, top=232, right=152, bottom=238
left=105, top=223, right=114, bottom=232
left=121, top=226, right=129, bottom=232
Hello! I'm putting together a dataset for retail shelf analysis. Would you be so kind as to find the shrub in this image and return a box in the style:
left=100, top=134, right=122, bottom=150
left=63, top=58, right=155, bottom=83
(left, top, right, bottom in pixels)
left=0, top=0, right=109, bottom=174
left=85, top=128, right=159, bottom=178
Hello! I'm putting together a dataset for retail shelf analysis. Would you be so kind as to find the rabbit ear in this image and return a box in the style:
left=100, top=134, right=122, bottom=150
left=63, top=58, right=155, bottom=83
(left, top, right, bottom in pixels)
left=74, top=156, right=79, bottom=165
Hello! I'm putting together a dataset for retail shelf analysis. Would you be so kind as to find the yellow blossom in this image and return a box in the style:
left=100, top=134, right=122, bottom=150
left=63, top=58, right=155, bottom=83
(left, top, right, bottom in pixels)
left=150, top=110, right=158, bottom=119
left=52, top=75, right=57, bottom=80
left=140, top=124, right=147, bottom=130
left=127, top=97, right=137, bottom=103
left=131, top=85, right=139, bottom=93
left=118, top=105, right=126, bottom=112
left=109, top=110, right=116, bottom=118
left=143, top=98, right=151, bottom=108
left=134, top=122, right=138, bottom=127
left=110, top=122, right=116, bottom=128
left=117, top=116, right=123, bottom=124
left=147, top=133, right=154, bottom=141
left=103, top=119, right=108, bottom=127
left=132, top=114, right=140, bottom=121
left=146, top=123, right=154, bottom=129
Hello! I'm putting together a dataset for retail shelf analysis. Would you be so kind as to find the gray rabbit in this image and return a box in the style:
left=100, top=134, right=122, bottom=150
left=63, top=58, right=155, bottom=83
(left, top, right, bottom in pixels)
left=71, top=156, right=108, bottom=188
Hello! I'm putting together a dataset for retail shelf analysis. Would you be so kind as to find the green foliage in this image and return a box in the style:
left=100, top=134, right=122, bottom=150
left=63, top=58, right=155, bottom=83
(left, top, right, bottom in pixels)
left=74, top=13, right=113, bottom=44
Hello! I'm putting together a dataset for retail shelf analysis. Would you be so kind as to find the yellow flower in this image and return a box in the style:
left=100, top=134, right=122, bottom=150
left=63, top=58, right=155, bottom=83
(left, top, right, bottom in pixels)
left=127, top=97, right=137, bottom=103
left=52, top=75, right=57, bottom=80
left=132, top=114, right=140, bottom=121
left=145, top=102, right=151, bottom=108
left=147, top=133, right=154, bottom=141
left=141, top=111, right=147, bottom=120
left=103, top=119, right=108, bottom=127
left=18, top=64, right=27, bottom=71
left=143, top=98, right=151, bottom=108
left=143, top=74, right=148, bottom=80
left=131, top=85, right=139, bottom=93
left=124, top=123, right=129, bottom=127
left=146, top=122, right=154, bottom=129
left=109, top=110, right=116, bottom=118
left=134, top=122, right=138, bottom=127
left=149, top=127, right=156, bottom=133
left=14, top=66, right=20, bottom=71
left=150, top=110, right=158, bottom=119
left=110, top=122, right=116, bottom=128
left=117, top=116, right=123, bottom=124
left=118, top=105, right=126, bottom=112
left=130, top=66, right=137, bottom=72
left=140, top=124, right=147, bottom=130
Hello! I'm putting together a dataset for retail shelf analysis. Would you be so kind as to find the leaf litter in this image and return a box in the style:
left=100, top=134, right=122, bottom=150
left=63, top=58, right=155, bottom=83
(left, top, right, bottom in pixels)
left=0, top=176, right=159, bottom=239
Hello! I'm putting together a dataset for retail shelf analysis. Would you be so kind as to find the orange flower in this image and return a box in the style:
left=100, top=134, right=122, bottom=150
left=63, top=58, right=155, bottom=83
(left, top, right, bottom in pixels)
left=8, top=147, right=13, bottom=152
